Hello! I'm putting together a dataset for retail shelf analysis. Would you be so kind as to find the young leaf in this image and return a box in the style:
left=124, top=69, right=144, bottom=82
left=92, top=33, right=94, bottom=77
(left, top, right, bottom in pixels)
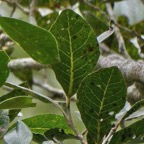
left=0, top=96, right=36, bottom=109
left=0, top=50, right=10, bottom=87
left=77, top=67, right=127, bottom=143
left=23, top=114, right=74, bottom=135
left=109, top=118, right=144, bottom=144
left=4, top=120, right=33, bottom=144
left=0, top=17, right=60, bottom=64
left=50, top=9, right=100, bottom=97
left=0, top=110, right=9, bottom=138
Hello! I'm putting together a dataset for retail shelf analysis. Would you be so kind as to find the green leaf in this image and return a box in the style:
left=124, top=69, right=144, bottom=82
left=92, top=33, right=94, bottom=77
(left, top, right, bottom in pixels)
left=0, top=50, right=10, bottom=87
left=0, top=96, right=36, bottom=110
left=23, top=114, right=74, bottom=135
left=0, top=110, right=9, bottom=138
left=121, top=99, right=144, bottom=122
left=109, top=119, right=144, bottom=144
left=5, top=83, right=63, bottom=111
left=0, top=17, right=60, bottom=64
left=50, top=9, right=99, bottom=97
left=4, top=120, right=33, bottom=144
left=77, top=67, right=127, bottom=143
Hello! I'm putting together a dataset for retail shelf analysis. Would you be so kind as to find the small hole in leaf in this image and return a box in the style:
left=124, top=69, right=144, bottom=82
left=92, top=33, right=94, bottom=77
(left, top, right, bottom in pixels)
left=132, top=134, right=136, bottom=139
left=109, top=111, right=114, bottom=116
left=100, top=119, right=103, bottom=122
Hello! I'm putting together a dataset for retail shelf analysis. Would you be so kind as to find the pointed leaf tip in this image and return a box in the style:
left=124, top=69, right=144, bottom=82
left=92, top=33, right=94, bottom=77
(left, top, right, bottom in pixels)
left=0, top=17, right=60, bottom=64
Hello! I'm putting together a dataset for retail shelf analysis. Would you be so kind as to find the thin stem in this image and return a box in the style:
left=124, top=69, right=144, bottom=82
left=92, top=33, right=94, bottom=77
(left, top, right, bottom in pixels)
left=66, top=97, right=87, bottom=144
left=106, top=3, right=130, bottom=59
left=29, top=0, right=37, bottom=24
left=3, top=0, right=29, bottom=14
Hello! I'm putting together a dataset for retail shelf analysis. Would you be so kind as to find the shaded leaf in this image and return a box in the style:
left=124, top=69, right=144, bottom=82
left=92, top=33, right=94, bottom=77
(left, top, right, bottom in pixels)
left=50, top=9, right=99, bottom=97
left=0, top=50, right=10, bottom=87
left=77, top=67, right=127, bottom=143
left=45, top=128, right=76, bottom=141
left=23, top=114, right=74, bottom=135
left=0, top=17, right=60, bottom=64
left=109, top=119, right=144, bottom=144
left=0, top=96, right=36, bottom=110
left=4, top=120, right=33, bottom=144
left=9, top=109, right=21, bottom=122
left=0, top=110, right=9, bottom=138
left=5, top=82, right=62, bottom=110
left=121, top=99, right=144, bottom=122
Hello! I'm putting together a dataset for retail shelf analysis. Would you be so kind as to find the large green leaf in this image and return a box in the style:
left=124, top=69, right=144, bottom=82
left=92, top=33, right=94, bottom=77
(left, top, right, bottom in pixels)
left=0, top=17, right=60, bottom=64
left=77, top=67, right=127, bottom=143
left=23, top=114, right=74, bottom=135
left=4, top=120, right=33, bottom=144
left=0, top=110, right=9, bottom=138
left=0, top=50, right=10, bottom=87
left=50, top=9, right=99, bottom=97
left=109, top=118, right=144, bottom=144
left=0, top=96, right=36, bottom=110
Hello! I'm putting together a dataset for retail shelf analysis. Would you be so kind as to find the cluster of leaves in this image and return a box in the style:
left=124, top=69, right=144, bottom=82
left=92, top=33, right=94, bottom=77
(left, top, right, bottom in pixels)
left=0, top=1, right=144, bottom=144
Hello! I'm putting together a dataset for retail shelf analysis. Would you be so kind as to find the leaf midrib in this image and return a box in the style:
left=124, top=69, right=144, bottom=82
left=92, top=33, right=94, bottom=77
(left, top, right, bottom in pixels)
left=67, top=14, right=74, bottom=97
left=97, top=69, right=114, bottom=143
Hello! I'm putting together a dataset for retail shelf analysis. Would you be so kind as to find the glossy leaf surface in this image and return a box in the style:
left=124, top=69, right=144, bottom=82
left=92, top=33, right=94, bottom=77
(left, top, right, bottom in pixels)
left=77, top=67, right=127, bottom=143
left=50, top=9, right=99, bottom=97
left=0, top=17, right=60, bottom=64
left=0, top=51, right=10, bottom=87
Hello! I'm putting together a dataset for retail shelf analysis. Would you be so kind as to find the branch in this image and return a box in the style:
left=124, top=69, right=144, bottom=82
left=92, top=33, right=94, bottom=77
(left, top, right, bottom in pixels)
left=33, top=79, right=65, bottom=98
left=106, top=3, right=130, bottom=58
left=8, top=58, right=48, bottom=71
left=29, top=0, right=37, bottom=24
left=98, top=54, right=144, bottom=85
left=3, top=0, right=29, bottom=14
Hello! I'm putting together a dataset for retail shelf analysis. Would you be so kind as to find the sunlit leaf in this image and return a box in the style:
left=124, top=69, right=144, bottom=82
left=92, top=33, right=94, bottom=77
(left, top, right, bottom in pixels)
left=77, top=67, right=127, bottom=143
left=23, top=114, right=74, bottom=135
left=50, top=9, right=99, bottom=97
left=0, top=96, right=36, bottom=110
left=0, top=50, right=10, bottom=87
left=0, top=17, right=60, bottom=64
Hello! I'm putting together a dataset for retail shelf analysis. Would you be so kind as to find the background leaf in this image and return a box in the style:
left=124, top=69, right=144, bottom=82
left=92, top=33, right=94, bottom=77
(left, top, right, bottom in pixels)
left=0, top=110, right=9, bottom=139
left=109, top=118, right=144, bottom=144
left=0, top=17, right=60, bottom=64
left=50, top=9, right=99, bottom=97
left=0, top=50, right=10, bottom=87
left=4, top=120, right=33, bottom=144
left=23, top=114, right=74, bottom=135
left=0, top=96, right=36, bottom=110
left=77, top=67, right=127, bottom=143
